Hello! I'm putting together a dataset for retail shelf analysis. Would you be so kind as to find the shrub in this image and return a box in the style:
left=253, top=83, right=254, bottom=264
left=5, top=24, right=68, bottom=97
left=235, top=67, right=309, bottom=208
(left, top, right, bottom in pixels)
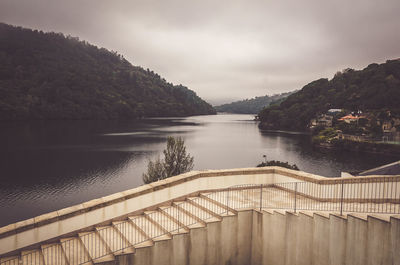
left=143, top=136, right=194, bottom=184
left=256, top=160, right=300, bottom=170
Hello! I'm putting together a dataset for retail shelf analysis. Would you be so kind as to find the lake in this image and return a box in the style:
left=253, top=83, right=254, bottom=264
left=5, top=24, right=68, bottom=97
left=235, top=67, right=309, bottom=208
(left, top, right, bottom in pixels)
left=0, top=113, right=398, bottom=227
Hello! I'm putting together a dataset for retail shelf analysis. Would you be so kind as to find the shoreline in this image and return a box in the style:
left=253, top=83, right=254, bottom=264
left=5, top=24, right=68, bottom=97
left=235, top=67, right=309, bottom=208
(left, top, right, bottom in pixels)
left=313, top=139, right=400, bottom=155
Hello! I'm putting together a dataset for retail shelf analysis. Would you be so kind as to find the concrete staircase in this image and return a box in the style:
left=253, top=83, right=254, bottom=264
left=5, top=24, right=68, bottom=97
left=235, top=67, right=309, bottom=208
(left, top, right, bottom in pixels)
left=1, top=169, right=399, bottom=265
left=0, top=194, right=235, bottom=265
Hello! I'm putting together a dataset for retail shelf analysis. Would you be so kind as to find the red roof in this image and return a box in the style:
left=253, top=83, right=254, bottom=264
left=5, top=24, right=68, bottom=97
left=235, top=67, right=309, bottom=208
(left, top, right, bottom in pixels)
left=338, top=115, right=361, bottom=121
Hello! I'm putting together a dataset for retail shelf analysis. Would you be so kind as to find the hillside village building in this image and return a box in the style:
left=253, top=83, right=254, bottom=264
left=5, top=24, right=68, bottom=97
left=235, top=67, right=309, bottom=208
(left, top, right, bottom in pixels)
left=338, top=114, right=366, bottom=123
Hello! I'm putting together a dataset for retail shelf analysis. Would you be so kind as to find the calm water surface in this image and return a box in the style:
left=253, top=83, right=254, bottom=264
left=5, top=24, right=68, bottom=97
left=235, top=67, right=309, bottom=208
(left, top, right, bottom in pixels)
left=0, top=114, right=398, bottom=226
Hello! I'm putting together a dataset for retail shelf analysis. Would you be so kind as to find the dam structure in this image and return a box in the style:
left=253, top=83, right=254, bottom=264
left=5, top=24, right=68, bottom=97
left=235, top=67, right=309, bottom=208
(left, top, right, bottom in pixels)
left=0, top=167, right=399, bottom=265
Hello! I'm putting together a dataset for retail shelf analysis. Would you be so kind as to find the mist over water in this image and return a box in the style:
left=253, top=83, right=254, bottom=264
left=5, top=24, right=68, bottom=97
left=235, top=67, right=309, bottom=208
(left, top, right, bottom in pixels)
left=0, top=114, right=397, bottom=227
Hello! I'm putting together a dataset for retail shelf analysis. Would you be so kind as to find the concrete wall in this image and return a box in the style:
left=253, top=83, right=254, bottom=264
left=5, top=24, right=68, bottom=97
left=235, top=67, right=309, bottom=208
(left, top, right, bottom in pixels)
left=116, top=210, right=253, bottom=265
left=117, top=209, right=399, bottom=265
left=251, top=210, right=400, bottom=265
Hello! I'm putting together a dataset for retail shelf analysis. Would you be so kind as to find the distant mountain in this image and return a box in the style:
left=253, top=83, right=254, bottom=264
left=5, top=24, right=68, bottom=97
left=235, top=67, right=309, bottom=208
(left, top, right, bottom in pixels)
left=214, top=92, right=294, bottom=114
left=258, top=59, right=400, bottom=130
left=0, top=23, right=216, bottom=120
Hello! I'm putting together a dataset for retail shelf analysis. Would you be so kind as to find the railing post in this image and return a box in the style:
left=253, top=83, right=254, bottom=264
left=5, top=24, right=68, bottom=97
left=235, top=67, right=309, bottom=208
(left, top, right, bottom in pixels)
left=340, top=180, right=344, bottom=216
left=260, top=184, right=263, bottom=211
left=294, top=182, right=297, bottom=213
left=226, top=188, right=230, bottom=214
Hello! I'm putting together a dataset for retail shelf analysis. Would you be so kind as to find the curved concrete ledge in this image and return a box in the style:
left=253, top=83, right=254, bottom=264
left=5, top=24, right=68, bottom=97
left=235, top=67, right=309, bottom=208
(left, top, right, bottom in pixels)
left=0, top=166, right=399, bottom=255
left=0, top=167, right=276, bottom=240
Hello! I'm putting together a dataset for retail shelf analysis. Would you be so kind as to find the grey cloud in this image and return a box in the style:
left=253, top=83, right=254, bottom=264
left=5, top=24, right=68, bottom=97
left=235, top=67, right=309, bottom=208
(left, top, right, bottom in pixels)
left=1, top=0, right=399, bottom=105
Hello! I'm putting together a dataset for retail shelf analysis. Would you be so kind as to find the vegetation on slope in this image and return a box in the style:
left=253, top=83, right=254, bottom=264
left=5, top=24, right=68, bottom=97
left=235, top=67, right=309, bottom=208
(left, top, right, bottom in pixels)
left=215, top=91, right=294, bottom=114
left=258, top=60, right=400, bottom=130
left=0, top=23, right=216, bottom=120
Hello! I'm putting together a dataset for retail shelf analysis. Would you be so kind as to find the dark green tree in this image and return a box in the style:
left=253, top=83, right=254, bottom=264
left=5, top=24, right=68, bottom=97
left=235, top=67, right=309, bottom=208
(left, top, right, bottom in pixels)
left=163, top=137, right=194, bottom=178
left=0, top=23, right=216, bottom=120
left=215, top=91, right=294, bottom=114
left=143, top=137, right=194, bottom=184
left=142, top=156, right=166, bottom=184
left=258, top=60, right=400, bottom=131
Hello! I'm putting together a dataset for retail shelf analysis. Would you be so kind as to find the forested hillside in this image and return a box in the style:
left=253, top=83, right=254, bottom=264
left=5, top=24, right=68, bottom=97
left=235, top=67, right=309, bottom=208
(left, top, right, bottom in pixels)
left=258, top=59, right=400, bottom=130
left=215, top=92, right=293, bottom=114
left=0, top=23, right=216, bottom=120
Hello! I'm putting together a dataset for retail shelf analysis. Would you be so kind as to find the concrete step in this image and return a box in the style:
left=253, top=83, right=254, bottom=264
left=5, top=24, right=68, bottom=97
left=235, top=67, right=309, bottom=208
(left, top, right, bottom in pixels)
left=128, top=216, right=170, bottom=241
left=185, top=198, right=225, bottom=221
left=113, top=220, right=152, bottom=247
left=0, top=256, right=20, bottom=265
left=189, top=196, right=235, bottom=216
left=78, top=232, right=114, bottom=264
left=41, top=243, right=68, bottom=265
left=21, top=250, right=44, bottom=265
left=204, top=189, right=259, bottom=209
left=96, top=226, right=134, bottom=255
left=158, top=206, right=189, bottom=234
left=161, top=204, right=204, bottom=229
left=60, top=237, right=93, bottom=265
left=175, top=201, right=217, bottom=222
left=145, top=210, right=181, bottom=234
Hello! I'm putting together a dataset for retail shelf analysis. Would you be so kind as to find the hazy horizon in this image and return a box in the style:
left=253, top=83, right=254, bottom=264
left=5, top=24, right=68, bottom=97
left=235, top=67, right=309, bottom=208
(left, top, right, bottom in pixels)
left=1, top=0, right=400, bottom=105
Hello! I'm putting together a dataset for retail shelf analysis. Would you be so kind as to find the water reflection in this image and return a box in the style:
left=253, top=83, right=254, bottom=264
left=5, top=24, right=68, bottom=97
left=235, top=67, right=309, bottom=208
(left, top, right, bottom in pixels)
left=0, top=114, right=398, bottom=227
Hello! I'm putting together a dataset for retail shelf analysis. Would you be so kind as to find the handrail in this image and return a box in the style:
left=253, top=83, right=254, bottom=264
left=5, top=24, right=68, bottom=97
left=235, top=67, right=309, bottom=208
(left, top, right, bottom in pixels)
left=2, top=166, right=398, bottom=242
left=1, top=177, right=399, bottom=265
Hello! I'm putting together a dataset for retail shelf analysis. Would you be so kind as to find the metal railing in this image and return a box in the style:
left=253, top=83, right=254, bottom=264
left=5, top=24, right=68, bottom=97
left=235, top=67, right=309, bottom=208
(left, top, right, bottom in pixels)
left=1, top=178, right=399, bottom=265
left=208, top=179, right=400, bottom=215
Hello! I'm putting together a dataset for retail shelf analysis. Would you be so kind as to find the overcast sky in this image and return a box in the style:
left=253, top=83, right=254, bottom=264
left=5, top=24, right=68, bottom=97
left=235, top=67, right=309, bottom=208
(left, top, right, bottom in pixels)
left=1, top=0, right=400, bottom=105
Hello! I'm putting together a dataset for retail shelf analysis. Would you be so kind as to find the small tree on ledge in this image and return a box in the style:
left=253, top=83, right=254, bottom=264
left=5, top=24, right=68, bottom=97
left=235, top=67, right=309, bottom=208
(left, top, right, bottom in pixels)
left=142, top=156, right=166, bottom=183
left=143, top=136, right=194, bottom=184
left=257, top=160, right=300, bottom=171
